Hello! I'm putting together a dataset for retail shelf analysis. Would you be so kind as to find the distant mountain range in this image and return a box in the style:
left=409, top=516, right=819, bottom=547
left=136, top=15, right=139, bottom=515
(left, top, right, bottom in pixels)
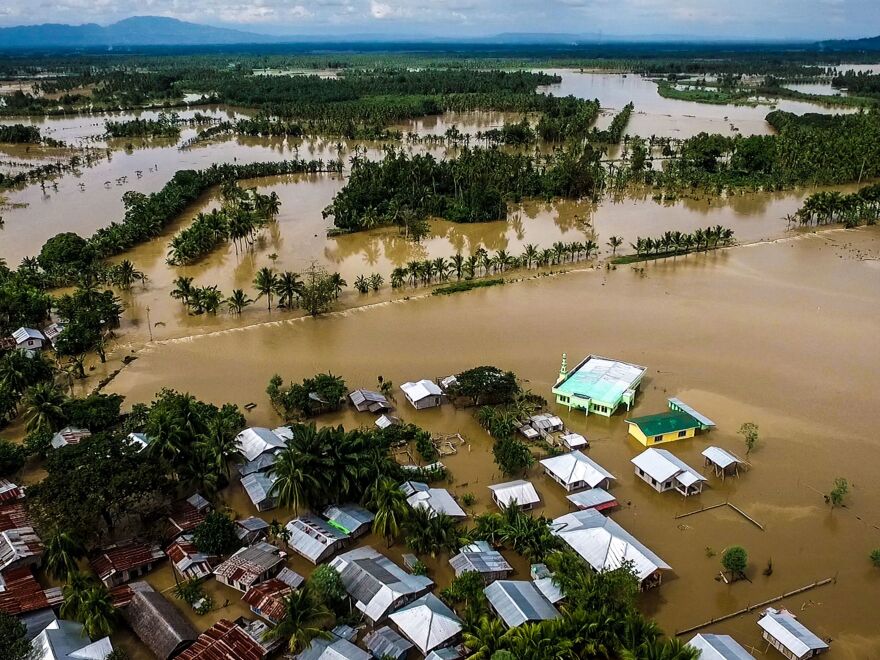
left=0, top=16, right=876, bottom=51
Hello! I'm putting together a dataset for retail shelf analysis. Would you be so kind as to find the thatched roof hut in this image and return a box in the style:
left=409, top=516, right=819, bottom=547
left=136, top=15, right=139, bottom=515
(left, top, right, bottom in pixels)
left=122, top=582, right=198, bottom=660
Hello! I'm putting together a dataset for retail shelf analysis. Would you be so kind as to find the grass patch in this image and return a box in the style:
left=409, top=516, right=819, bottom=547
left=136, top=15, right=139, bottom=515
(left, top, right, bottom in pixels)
left=433, top=278, right=505, bottom=295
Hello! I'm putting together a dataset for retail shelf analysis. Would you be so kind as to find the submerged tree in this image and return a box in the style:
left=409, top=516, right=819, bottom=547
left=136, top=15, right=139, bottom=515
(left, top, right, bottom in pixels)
left=828, top=477, right=849, bottom=508
left=738, top=422, right=759, bottom=455
left=721, top=546, right=748, bottom=581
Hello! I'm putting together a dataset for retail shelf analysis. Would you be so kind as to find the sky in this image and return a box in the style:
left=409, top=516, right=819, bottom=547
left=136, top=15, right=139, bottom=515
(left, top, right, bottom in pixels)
left=0, top=0, right=877, bottom=40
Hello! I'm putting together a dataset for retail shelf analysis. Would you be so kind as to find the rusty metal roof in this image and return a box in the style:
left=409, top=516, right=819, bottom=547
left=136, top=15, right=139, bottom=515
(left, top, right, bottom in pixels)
left=176, top=619, right=266, bottom=660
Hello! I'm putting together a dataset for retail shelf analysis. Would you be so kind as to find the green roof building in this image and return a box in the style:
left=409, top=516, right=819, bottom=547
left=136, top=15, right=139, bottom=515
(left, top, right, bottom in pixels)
left=552, top=354, right=647, bottom=417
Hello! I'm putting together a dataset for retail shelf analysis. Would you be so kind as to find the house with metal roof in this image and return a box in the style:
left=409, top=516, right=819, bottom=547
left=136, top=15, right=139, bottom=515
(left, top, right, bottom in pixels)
left=235, top=427, right=287, bottom=463
left=241, top=471, right=279, bottom=512
left=566, top=487, right=618, bottom=513
left=560, top=432, right=588, bottom=450
left=349, top=389, right=392, bottom=413
left=375, top=414, right=401, bottom=430
left=166, top=535, right=217, bottom=582
left=0, top=526, right=43, bottom=573
left=42, top=323, right=64, bottom=346
left=488, top=480, right=541, bottom=510
left=125, top=432, right=152, bottom=453
left=0, top=480, right=24, bottom=503
left=90, top=540, right=165, bottom=588
left=401, top=380, right=446, bottom=410
left=449, top=541, right=513, bottom=582
left=401, top=481, right=467, bottom=518
left=50, top=426, right=91, bottom=450
left=687, top=633, right=755, bottom=659
left=176, top=618, right=269, bottom=660
left=330, top=546, right=433, bottom=624
left=530, top=563, right=564, bottom=605
left=12, top=327, right=45, bottom=352
left=121, top=582, right=199, bottom=660
left=213, top=542, right=283, bottom=593
left=668, top=398, right=716, bottom=429
left=235, top=517, right=270, bottom=545
left=757, top=608, right=829, bottom=660
left=625, top=410, right=703, bottom=447
left=702, top=447, right=746, bottom=480
left=323, top=504, right=375, bottom=538
left=551, top=509, right=671, bottom=590
left=285, top=514, right=350, bottom=564
left=167, top=493, right=211, bottom=538
left=390, top=592, right=463, bottom=656
left=519, top=414, right=564, bottom=441
left=426, top=649, right=462, bottom=660
left=297, top=632, right=372, bottom=660
left=365, top=625, right=413, bottom=660
left=552, top=354, right=646, bottom=416
left=483, top=580, right=560, bottom=629
left=632, top=448, right=707, bottom=496
left=540, top=451, right=615, bottom=492
left=32, top=618, right=113, bottom=660
left=242, top=579, right=294, bottom=626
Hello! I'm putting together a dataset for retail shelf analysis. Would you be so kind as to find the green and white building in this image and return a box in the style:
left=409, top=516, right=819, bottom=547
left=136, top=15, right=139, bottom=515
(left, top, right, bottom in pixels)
left=552, top=354, right=646, bottom=417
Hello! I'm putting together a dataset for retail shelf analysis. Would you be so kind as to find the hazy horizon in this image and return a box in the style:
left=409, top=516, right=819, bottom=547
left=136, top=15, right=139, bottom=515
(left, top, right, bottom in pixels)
left=0, top=1, right=877, bottom=41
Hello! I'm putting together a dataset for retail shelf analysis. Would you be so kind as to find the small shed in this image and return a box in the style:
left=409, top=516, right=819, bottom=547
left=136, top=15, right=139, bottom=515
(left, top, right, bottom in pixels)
left=375, top=414, right=401, bottom=430
left=757, top=608, right=829, bottom=660
left=566, top=487, right=618, bottom=513
left=488, top=480, right=541, bottom=510
left=323, top=504, right=375, bottom=538
left=400, top=380, right=446, bottom=410
left=126, top=432, right=152, bottom=453
left=389, top=593, right=463, bottom=656
left=123, top=583, right=198, bottom=660
left=702, top=446, right=745, bottom=479
left=50, top=426, right=91, bottom=450
left=560, top=432, right=588, bottom=450
left=530, top=564, right=564, bottom=605
left=42, top=323, right=65, bottom=345
left=349, top=389, right=392, bottom=413
left=402, top=482, right=467, bottom=518
left=687, top=633, right=755, bottom=659
left=483, top=580, right=559, bottom=629
left=285, top=514, right=350, bottom=564
left=540, top=451, right=615, bottom=492
left=632, top=448, right=707, bottom=496
left=365, top=626, right=413, bottom=660
left=449, top=541, right=513, bottom=582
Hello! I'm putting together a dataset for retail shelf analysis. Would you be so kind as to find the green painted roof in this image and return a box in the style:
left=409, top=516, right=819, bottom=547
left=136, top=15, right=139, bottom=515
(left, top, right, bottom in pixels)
left=625, top=411, right=700, bottom=437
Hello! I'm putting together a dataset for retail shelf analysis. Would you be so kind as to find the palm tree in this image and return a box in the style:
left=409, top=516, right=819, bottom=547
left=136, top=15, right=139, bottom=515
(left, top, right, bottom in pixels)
left=522, top=244, right=539, bottom=268
left=404, top=508, right=462, bottom=557
left=23, top=382, right=66, bottom=434
left=112, top=259, right=144, bottom=290
left=621, top=638, right=699, bottom=660
left=390, top=267, right=406, bottom=289
left=269, top=444, right=319, bottom=514
left=451, top=253, right=465, bottom=280
left=275, top=271, right=303, bottom=308
left=60, top=571, right=91, bottom=620
left=44, top=531, right=85, bottom=580
left=79, top=585, right=117, bottom=640
left=262, top=584, right=331, bottom=654
left=329, top=273, right=347, bottom=299
left=463, top=615, right=506, bottom=659
left=170, top=276, right=194, bottom=305
left=224, top=289, right=253, bottom=315
left=367, top=477, right=409, bottom=546
left=607, top=236, right=623, bottom=255
left=253, top=267, right=278, bottom=310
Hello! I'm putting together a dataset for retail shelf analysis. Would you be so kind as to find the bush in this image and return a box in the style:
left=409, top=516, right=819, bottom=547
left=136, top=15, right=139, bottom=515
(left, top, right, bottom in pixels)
left=192, top=513, right=241, bottom=556
left=721, top=546, right=748, bottom=577
left=0, top=439, right=25, bottom=478
left=870, top=549, right=880, bottom=568
left=493, top=436, right=534, bottom=476
left=311, top=565, right=347, bottom=610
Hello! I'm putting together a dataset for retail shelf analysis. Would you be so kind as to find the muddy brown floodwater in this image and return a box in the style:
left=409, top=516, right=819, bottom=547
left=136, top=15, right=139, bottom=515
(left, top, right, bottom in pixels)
left=102, top=227, right=880, bottom=659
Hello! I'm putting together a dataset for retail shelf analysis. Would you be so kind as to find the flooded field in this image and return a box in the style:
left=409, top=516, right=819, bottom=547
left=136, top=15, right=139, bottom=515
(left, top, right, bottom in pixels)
left=104, top=227, right=880, bottom=659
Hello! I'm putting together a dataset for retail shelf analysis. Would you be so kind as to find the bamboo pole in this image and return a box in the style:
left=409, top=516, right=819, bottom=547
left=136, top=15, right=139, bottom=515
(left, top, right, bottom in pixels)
left=673, top=501, right=765, bottom=531
left=674, top=577, right=835, bottom=636
left=674, top=502, right=727, bottom=519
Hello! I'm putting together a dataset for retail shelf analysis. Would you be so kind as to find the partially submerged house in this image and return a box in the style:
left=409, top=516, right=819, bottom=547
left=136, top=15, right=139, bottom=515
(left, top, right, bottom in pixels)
left=297, top=630, right=371, bottom=660
left=519, top=414, right=564, bottom=440
left=91, top=540, right=165, bottom=588
left=687, top=633, right=756, bottom=659
left=389, top=592, right=463, bottom=656
left=285, top=514, right=350, bottom=564
left=42, top=323, right=64, bottom=346
left=32, top=618, right=113, bottom=660
left=449, top=541, right=513, bottom=582
left=566, top=487, right=618, bottom=513
left=530, top=563, right=564, bottom=605
left=241, top=471, right=278, bottom=512
left=757, top=608, right=829, bottom=660
left=365, top=626, right=413, bottom=660
left=0, top=526, right=43, bottom=573
left=330, top=546, right=433, bottom=624
left=243, top=578, right=294, bottom=626
left=401, top=481, right=467, bottom=519
left=166, top=536, right=217, bottom=582
left=702, top=446, right=746, bottom=480
left=235, top=427, right=286, bottom=472
left=323, top=504, right=375, bottom=538
left=375, top=414, right=401, bottom=430
left=12, top=327, right=45, bottom=352
left=176, top=618, right=268, bottom=660
left=632, top=448, right=707, bottom=496
left=167, top=493, right=211, bottom=538
left=126, top=432, right=152, bottom=453
left=540, top=450, right=615, bottom=492
left=235, top=517, right=270, bottom=545
left=560, top=432, right=588, bottom=450
left=488, top=480, right=541, bottom=510
left=49, top=426, right=91, bottom=450
left=625, top=410, right=703, bottom=447
left=0, top=566, right=62, bottom=617
left=349, top=389, right=392, bottom=413
left=213, top=542, right=284, bottom=593
left=122, top=582, right=199, bottom=660
left=483, top=580, right=560, bottom=629
left=401, top=379, right=446, bottom=410
left=552, top=354, right=646, bottom=416
left=551, top=509, right=671, bottom=590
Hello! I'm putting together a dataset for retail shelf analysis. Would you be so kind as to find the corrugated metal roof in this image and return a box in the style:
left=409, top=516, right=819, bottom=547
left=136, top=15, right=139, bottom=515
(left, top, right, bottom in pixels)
left=50, top=427, right=91, bottom=450
left=554, top=355, right=646, bottom=405
left=425, top=648, right=462, bottom=660
left=488, top=480, right=540, bottom=508
left=323, top=504, right=375, bottom=536
left=349, top=389, right=390, bottom=412
left=405, top=487, right=467, bottom=519
left=668, top=398, right=717, bottom=427
left=758, top=608, right=828, bottom=658
left=401, top=380, right=442, bottom=402
left=0, top=527, right=43, bottom=571
left=551, top=509, right=671, bottom=581
left=625, top=411, right=701, bottom=437
left=484, top=581, right=559, bottom=628
left=566, top=488, right=617, bottom=511
left=12, top=328, right=43, bottom=343
left=389, top=593, right=462, bottom=655
left=242, top=579, right=292, bottom=623
left=176, top=619, right=266, bottom=660
left=533, top=575, right=564, bottom=605
left=702, top=446, right=742, bottom=470
left=213, top=543, right=282, bottom=588
left=0, top=566, right=62, bottom=615
left=631, top=448, right=706, bottom=486
left=365, top=626, right=413, bottom=660
left=286, top=515, right=349, bottom=564
left=297, top=635, right=371, bottom=660
left=90, top=540, right=164, bottom=583
left=235, top=428, right=286, bottom=462
left=540, top=451, right=615, bottom=488
left=449, top=543, right=512, bottom=577
left=33, top=618, right=113, bottom=660
left=240, top=472, right=278, bottom=508
left=687, top=633, right=755, bottom=659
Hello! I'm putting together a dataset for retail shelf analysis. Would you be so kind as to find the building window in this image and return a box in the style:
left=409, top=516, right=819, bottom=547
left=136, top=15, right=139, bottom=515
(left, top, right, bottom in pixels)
left=651, top=478, right=657, bottom=486
left=678, top=430, right=687, bottom=438
left=664, top=481, right=671, bottom=488
left=654, top=435, right=663, bottom=443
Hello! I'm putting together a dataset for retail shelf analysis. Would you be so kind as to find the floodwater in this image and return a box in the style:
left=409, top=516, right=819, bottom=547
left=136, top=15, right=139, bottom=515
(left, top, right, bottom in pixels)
left=104, top=227, right=880, bottom=658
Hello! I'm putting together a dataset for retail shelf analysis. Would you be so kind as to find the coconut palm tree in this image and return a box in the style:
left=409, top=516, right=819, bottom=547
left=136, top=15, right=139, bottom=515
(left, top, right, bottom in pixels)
left=451, top=253, right=465, bottom=280
left=522, top=244, right=539, bottom=268
left=112, top=259, right=144, bottom=290
left=390, top=267, right=406, bottom=289
left=367, top=477, right=409, bottom=547
left=79, top=585, right=117, bottom=640
left=329, top=273, right=347, bottom=299
left=170, top=276, right=194, bottom=306
left=44, top=530, right=85, bottom=580
left=607, top=236, right=623, bottom=255
left=253, top=267, right=278, bottom=310
left=269, top=445, right=319, bottom=514
left=22, top=382, right=66, bottom=434
left=275, top=271, right=303, bottom=309
left=463, top=615, right=506, bottom=659
left=262, top=584, right=331, bottom=654
left=403, top=508, right=462, bottom=557
left=224, top=289, right=253, bottom=315
left=60, top=571, right=91, bottom=620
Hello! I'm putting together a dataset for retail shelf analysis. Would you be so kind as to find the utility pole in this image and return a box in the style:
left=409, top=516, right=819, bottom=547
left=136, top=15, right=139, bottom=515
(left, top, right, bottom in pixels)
left=146, top=306, right=153, bottom=342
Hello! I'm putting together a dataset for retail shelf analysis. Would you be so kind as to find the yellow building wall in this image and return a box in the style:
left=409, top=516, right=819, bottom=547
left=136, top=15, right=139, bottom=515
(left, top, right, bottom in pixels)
left=627, top=425, right=697, bottom=446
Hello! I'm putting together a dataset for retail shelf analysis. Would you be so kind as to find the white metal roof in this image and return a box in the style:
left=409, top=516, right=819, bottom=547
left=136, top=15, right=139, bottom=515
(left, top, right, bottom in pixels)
left=540, top=451, right=615, bottom=488
left=12, top=327, right=44, bottom=343
left=488, top=480, right=540, bottom=508
left=554, top=355, right=646, bottom=405
left=401, top=380, right=442, bottom=402
left=406, top=487, right=467, bottom=518
left=484, top=580, right=559, bottom=628
left=375, top=415, right=400, bottom=429
left=235, top=427, right=286, bottom=462
left=632, top=448, right=706, bottom=486
left=687, top=633, right=755, bottom=659
left=33, top=619, right=113, bottom=660
left=566, top=488, right=617, bottom=510
left=669, top=398, right=717, bottom=427
left=757, top=608, right=828, bottom=659
left=561, top=432, right=588, bottom=448
left=389, top=593, right=463, bottom=655
left=702, top=446, right=742, bottom=470
left=551, top=509, right=671, bottom=581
